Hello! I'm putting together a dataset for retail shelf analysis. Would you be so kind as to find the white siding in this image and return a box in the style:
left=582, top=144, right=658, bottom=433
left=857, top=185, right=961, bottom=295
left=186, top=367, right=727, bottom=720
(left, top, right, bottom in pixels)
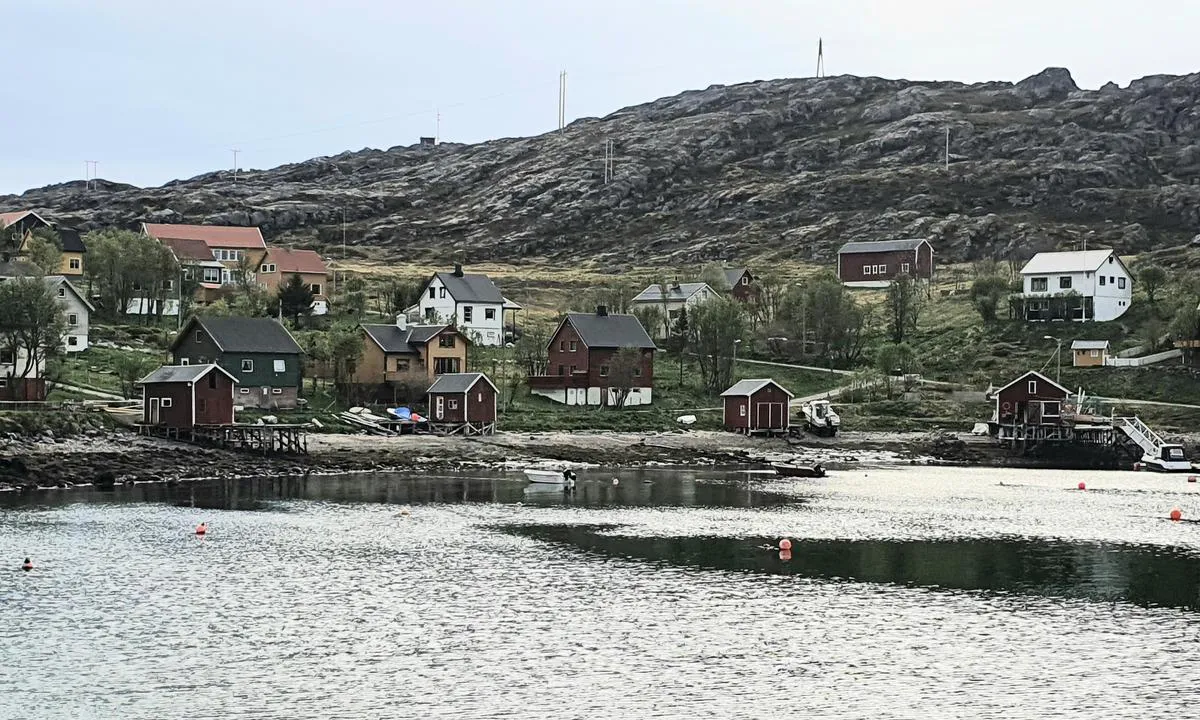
left=416, top=276, right=505, bottom=346
left=631, top=291, right=714, bottom=339
left=1021, top=254, right=1133, bottom=322
left=53, top=281, right=90, bottom=353
left=0, top=346, right=45, bottom=380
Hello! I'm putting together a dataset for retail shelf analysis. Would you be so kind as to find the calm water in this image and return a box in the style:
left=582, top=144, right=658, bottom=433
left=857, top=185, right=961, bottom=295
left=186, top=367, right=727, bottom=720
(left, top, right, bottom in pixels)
left=3, top=466, right=1200, bottom=718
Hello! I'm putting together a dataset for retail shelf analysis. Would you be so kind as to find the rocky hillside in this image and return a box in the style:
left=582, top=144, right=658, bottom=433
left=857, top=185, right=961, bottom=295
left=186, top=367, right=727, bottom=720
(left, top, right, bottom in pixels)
left=5, top=67, right=1200, bottom=268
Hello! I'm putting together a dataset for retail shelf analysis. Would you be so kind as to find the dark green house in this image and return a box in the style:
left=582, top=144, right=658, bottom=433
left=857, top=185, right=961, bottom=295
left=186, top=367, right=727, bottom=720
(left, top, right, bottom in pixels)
left=171, top=316, right=304, bottom=409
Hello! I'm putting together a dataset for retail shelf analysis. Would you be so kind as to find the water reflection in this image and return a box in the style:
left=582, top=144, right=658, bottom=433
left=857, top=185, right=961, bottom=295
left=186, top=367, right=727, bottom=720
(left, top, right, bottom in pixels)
left=0, top=470, right=795, bottom=511
left=507, top=525, right=1200, bottom=612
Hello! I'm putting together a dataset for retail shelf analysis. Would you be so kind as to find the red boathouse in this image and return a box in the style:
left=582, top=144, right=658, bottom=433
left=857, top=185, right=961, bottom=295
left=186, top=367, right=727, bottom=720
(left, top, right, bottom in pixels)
left=139, top=364, right=238, bottom=429
left=721, top=378, right=794, bottom=435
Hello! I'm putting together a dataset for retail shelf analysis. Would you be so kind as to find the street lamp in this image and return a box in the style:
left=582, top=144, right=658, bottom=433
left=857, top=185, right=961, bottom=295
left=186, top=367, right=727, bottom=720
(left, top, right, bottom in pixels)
left=1044, top=335, right=1062, bottom=384
left=732, top=339, right=742, bottom=380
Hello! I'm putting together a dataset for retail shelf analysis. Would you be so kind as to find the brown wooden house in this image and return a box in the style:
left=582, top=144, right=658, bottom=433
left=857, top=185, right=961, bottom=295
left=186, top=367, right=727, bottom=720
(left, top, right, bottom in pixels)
left=993, top=370, right=1070, bottom=440
left=350, top=317, right=470, bottom=403
left=426, top=372, right=497, bottom=435
left=528, top=307, right=656, bottom=407
left=837, top=239, right=934, bottom=287
left=138, top=363, right=238, bottom=429
left=724, top=268, right=757, bottom=302
left=721, top=378, right=794, bottom=435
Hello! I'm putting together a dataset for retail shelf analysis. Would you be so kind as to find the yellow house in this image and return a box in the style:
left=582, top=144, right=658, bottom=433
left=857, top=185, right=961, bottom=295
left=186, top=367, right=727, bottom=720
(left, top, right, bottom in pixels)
left=353, top=318, right=470, bottom=389
left=1071, top=339, right=1110, bottom=367
left=57, top=228, right=87, bottom=277
left=1, top=211, right=87, bottom=277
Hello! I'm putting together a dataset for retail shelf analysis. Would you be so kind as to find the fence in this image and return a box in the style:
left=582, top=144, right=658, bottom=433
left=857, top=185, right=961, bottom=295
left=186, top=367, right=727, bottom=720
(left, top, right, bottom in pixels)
left=1105, top=349, right=1183, bottom=367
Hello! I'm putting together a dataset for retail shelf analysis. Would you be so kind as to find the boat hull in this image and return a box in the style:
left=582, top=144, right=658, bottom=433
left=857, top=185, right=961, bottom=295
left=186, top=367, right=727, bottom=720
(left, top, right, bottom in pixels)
left=524, top=470, right=567, bottom=484
left=772, top=464, right=826, bottom=478
left=1139, top=457, right=1195, bottom=473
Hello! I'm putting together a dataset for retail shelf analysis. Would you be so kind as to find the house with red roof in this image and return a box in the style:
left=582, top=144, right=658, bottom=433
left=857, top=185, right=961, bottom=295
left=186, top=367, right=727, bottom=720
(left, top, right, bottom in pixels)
left=143, top=223, right=267, bottom=288
left=257, top=247, right=330, bottom=315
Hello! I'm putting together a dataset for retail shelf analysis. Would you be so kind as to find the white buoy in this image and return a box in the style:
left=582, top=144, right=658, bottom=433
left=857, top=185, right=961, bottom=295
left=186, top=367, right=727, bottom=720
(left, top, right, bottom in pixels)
left=612, top=477, right=620, bottom=486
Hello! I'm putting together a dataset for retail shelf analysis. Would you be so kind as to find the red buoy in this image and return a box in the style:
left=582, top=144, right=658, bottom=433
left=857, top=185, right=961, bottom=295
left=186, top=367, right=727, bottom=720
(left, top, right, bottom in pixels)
left=1077, top=482, right=1086, bottom=491
left=20, top=558, right=32, bottom=571
left=195, top=522, right=207, bottom=536
left=1170, top=508, right=1183, bottom=522
left=778, top=538, right=792, bottom=551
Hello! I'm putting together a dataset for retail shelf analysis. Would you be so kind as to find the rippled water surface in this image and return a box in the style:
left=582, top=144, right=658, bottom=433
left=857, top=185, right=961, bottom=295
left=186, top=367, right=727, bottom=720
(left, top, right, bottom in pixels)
left=4, top=465, right=1200, bottom=718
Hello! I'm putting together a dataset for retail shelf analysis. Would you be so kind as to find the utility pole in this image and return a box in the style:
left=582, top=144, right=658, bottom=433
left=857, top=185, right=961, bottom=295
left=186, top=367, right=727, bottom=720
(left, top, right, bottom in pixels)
left=84, top=160, right=99, bottom=190
left=436, top=109, right=441, bottom=144
left=558, top=70, right=567, bottom=134
left=603, top=140, right=614, bottom=183
left=341, top=208, right=347, bottom=260
left=816, top=38, right=825, bottom=78
left=945, top=128, right=950, bottom=171
left=231, top=149, right=240, bottom=182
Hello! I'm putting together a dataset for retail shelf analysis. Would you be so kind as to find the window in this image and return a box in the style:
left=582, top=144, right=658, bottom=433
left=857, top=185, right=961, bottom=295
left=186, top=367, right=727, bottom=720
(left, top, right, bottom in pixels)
left=208, top=372, right=216, bottom=389
left=739, top=404, right=746, bottom=417
left=1030, top=277, right=1048, bottom=292
left=162, top=279, right=174, bottom=291
left=741, top=276, right=749, bottom=285
left=1099, top=276, right=1106, bottom=286
left=0, top=378, right=6, bottom=388
left=599, top=365, right=610, bottom=377
left=1109, top=276, right=1115, bottom=285
left=395, top=359, right=410, bottom=372
left=477, top=392, right=483, bottom=402
left=428, top=288, right=435, bottom=299
left=161, top=398, right=173, bottom=408
left=67, top=336, right=78, bottom=347
left=197, top=398, right=207, bottom=412
left=0, top=349, right=12, bottom=365
left=195, top=330, right=203, bottom=343
left=69, top=258, right=81, bottom=270
left=1042, top=401, right=1060, bottom=418
left=559, top=341, right=566, bottom=352
left=901, top=262, right=910, bottom=273
left=633, top=366, right=642, bottom=377
left=863, top=265, right=871, bottom=276
left=241, top=359, right=254, bottom=373
left=271, top=388, right=282, bottom=395
left=1059, top=276, right=1072, bottom=290
left=1090, top=350, right=1099, bottom=358
left=439, top=335, right=455, bottom=348
left=1028, top=380, right=1037, bottom=394
left=879, top=264, right=887, bottom=275
left=570, top=365, right=578, bottom=373
left=434, top=357, right=460, bottom=374
left=202, top=267, right=220, bottom=283
left=239, top=387, right=250, bottom=395
left=485, top=308, right=496, bottom=320
left=57, top=287, right=65, bottom=297
left=1118, top=277, right=1126, bottom=289
left=310, top=284, right=321, bottom=295
left=557, top=365, right=564, bottom=375
left=463, top=306, right=473, bottom=323
left=448, top=399, right=459, bottom=410
left=424, top=308, right=436, bottom=321
left=68, top=314, right=78, bottom=326
left=438, top=287, right=446, bottom=299
left=569, top=341, right=578, bottom=352
left=180, top=358, right=190, bottom=366
left=273, top=359, right=285, bottom=373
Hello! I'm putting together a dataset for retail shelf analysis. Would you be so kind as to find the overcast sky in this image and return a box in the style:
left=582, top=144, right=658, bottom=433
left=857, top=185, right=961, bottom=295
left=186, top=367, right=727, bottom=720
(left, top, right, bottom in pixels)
left=3, top=0, right=1197, bottom=195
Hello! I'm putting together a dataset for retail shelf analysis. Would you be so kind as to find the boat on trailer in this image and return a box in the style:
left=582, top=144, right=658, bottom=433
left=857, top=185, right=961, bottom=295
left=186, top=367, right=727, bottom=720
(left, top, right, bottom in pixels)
left=1140, top=444, right=1195, bottom=473
left=772, top=463, right=826, bottom=478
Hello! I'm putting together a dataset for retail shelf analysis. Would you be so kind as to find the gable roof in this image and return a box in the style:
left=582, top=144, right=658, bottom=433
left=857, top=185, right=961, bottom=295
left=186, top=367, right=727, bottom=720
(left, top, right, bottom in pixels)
left=1019, top=249, right=1121, bottom=275
left=432, top=271, right=504, bottom=303
left=562, top=312, right=656, bottom=349
left=161, top=236, right=215, bottom=262
left=427, top=372, right=497, bottom=395
left=995, top=370, right=1071, bottom=397
left=58, top=228, right=86, bottom=254
left=172, top=316, right=302, bottom=354
left=143, top=223, right=266, bottom=250
left=361, top=323, right=454, bottom=354
left=0, top=210, right=52, bottom=230
left=720, top=378, right=794, bottom=398
left=0, top=258, right=41, bottom=277
left=138, top=363, right=239, bottom=385
left=44, top=276, right=95, bottom=312
left=724, top=268, right=749, bottom=286
left=267, top=247, right=327, bottom=275
left=838, top=239, right=930, bottom=255
left=632, top=282, right=712, bottom=303
left=1071, top=340, right=1110, bottom=350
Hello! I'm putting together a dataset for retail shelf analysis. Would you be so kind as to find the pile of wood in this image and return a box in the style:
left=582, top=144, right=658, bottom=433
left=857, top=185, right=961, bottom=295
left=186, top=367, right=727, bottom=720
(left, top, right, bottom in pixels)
left=336, top=407, right=397, bottom=436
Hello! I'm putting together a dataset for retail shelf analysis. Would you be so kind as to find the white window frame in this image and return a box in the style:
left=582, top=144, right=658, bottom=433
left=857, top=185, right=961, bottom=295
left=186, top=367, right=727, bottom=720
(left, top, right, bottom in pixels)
left=69, top=258, right=81, bottom=270
left=273, top=359, right=286, bottom=373
left=271, top=388, right=282, bottom=395
left=862, top=264, right=871, bottom=276
left=241, top=359, right=254, bottom=373
left=462, top=305, right=473, bottom=323
left=161, top=398, right=173, bottom=408
left=0, top=378, right=7, bottom=388
left=739, top=404, right=746, bottom=417
left=180, top=358, right=190, bottom=366
left=741, top=276, right=749, bottom=285
left=67, top=314, right=78, bottom=326
left=239, top=388, right=250, bottom=395
left=1028, top=380, right=1037, bottom=394
left=1090, top=349, right=1099, bottom=358
left=484, top=308, right=496, bottom=320
left=1030, top=277, right=1048, bottom=292
left=901, top=262, right=910, bottom=273
left=202, top=267, right=221, bottom=284
left=879, top=264, right=887, bottom=274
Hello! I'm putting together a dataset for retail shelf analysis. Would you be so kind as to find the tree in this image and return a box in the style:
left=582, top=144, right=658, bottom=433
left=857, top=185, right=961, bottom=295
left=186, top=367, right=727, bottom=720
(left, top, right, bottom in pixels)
left=969, top=275, right=1010, bottom=323
left=748, top=271, right=786, bottom=328
left=631, top=305, right=666, bottom=343
left=326, top=324, right=363, bottom=398
left=113, top=353, right=157, bottom=399
left=382, top=278, right=424, bottom=316
left=1138, top=264, right=1167, bottom=304
left=606, top=346, right=643, bottom=408
left=662, top=305, right=690, bottom=387
left=278, top=274, right=315, bottom=325
left=690, top=297, right=748, bottom=394
left=341, top=275, right=368, bottom=319
left=777, top=273, right=868, bottom=367
left=699, top=263, right=731, bottom=294
left=24, top=228, right=62, bottom=276
left=875, top=342, right=921, bottom=378
left=886, top=273, right=922, bottom=344
left=83, top=229, right=179, bottom=322
left=0, top=278, right=68, bottom=384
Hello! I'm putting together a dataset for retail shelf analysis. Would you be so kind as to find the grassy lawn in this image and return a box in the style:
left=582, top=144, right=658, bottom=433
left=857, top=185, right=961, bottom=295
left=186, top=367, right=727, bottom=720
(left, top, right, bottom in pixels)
left=57, top=346, right=165, bottom=395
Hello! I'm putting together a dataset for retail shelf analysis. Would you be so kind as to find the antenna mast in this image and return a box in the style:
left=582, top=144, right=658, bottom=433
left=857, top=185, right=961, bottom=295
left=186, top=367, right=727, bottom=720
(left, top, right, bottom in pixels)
left=558, top=70, right=567, bottom=134
left=231, top=149, right=240, bottom=183
left=816, top=38, right=825, bottom=78
left=603, top=140, right=614, bottom=184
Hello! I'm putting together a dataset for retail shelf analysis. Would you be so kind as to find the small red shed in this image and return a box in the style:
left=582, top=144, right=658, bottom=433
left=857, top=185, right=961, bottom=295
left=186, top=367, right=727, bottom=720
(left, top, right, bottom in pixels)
left=994, top=370, right=1070, bottom=427
left=721, top=378, right=794, bottom=435
left=139, top=364, right=238, bottom=429
left=426, top=372, right=498, bottom=435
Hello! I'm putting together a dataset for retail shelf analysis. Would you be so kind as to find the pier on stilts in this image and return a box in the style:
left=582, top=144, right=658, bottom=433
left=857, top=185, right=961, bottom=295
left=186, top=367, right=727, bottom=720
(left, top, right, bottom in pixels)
left=138, top=424, right=308, bottom=455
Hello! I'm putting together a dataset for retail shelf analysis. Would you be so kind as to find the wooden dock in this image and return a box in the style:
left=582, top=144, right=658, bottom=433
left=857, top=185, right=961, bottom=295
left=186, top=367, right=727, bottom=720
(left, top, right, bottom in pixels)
left=138, top=423, right=308, bottom=455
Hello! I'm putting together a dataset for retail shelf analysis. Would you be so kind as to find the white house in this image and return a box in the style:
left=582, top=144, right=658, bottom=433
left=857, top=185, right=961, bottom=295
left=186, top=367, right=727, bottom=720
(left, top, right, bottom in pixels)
left=414, top=265, right=520, bottom=347
left=1017, top=249, right=1133, bottom=322
left=45, top=276, right=93, bottom=352
left=629, top=282, right=716, bottom=339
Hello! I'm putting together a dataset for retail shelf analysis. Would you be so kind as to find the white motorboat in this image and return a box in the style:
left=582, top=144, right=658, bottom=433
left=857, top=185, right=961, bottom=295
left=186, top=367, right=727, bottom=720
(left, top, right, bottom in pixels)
left=799, top=399, right=840, bottom=437
left=1140, top=444, right=1195, bottom=473
left=523, top=469, right=575, bottom=484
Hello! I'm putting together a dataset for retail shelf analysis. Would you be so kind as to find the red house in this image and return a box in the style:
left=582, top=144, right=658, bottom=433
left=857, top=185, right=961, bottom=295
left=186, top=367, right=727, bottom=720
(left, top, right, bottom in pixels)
left=837, top=239, right=934, bottom=287
left=139, top=364, right=238, bottom=429
left=992, top=370, right=1071, bottom=444
left=426, top=372, right=497, bottom=435
left=721, top=378, right=794, bottom=435
left=528, top=306, right=657, bottom=407
left=724, top=268, right=757, bottom=302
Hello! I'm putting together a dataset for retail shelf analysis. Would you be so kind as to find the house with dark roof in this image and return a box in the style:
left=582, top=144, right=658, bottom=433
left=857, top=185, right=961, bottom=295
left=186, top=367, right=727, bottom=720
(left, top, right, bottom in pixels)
left=0, top=211, right=88, bottom=277
left=143, top=223, right=267, bottom=288
left=55, top=228, right=87, bottom=277
left=169, top=316, right=304, bottom=409
left=721, top=378, right=793, bottom=435
left=350, top=316, right=470, bottom=403
left=44, top=276, right=94, bottom=353
left=258, top=248, right=330, bottom=314
left=415, top=264, right=521, bottom=346
left=629, top=282, right=716, bottom=339
left=138, top=364, right=238, bottom=429
left=529, top=306, right=657, bottom=406
left=426, top=372, right=497, bottom=435
left=723, top=267, right=757, bottom=302
left=836, top=239, right=934, bottom=287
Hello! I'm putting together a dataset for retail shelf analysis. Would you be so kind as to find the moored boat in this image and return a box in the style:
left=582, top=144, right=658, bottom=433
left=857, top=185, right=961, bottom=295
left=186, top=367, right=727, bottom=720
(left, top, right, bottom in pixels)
left=772, top=463, right=826, bottom=478
left=523, top=469, right=577, bottom=484
left=1139, top=444, right=1195, bottom=473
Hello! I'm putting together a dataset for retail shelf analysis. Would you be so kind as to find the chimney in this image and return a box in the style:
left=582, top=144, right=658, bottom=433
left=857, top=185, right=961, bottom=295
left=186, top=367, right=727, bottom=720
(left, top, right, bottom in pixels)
left=452, top=263, right=464, bottom=277
left=596, top=305, right=608, bottom=317
left=395, top=313, right=407, bottom=330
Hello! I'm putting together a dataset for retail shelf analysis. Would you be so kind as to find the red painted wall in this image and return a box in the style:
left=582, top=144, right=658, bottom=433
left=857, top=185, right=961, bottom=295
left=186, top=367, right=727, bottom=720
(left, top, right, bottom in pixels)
left=142, top=382, right=194, bottom=428
left=548, top=322, right=588, bottom=377
left=838, top=244, right=934, bottom=283
left=194, top=368, right=235, bottom=425
left=996, top=373, right=1068, bottom=424
left=723, top=383, right=791, bottom=430
left=465, top=379, right=496, bottom=423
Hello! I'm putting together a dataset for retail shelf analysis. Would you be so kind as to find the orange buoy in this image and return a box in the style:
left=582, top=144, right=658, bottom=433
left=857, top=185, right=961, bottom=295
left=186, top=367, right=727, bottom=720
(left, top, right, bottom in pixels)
left=1077, top=482, right=1086, bottom=491
left=20, top=558, right=32, bottom=571
left=1170, top=508, right=1183, bottom=522
left=779, top=538, right=792, bottom=551
left=778, top=549, right=793, bottom=562
left=195, top=522, right=207, bottom=536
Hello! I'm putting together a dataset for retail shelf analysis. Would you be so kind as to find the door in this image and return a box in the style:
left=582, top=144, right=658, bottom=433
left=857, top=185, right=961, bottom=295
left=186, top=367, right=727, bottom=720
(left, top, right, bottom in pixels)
left=149, top=397, right=160, bottom=424
left=770, top=403, right=784, bottom=429
left=435, top=396, right=444, bottom=420
left=756, top=402, right=770, bottom=430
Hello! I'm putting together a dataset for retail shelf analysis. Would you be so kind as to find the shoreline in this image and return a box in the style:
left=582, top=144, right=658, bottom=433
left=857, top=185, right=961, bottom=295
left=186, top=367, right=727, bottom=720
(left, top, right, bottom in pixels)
left=0, top=427, right=1125, bottom=493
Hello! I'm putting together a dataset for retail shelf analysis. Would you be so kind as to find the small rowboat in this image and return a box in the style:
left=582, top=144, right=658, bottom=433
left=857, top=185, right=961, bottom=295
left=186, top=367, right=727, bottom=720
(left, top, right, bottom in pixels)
left=523, top=469, right=576, bottom=484
left=772, top=463, right=826, bottom=478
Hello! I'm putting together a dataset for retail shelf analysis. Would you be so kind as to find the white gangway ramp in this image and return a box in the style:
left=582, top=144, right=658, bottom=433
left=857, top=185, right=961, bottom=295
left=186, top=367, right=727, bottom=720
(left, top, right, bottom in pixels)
left=1115, top=416, right=1166, bottom=457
